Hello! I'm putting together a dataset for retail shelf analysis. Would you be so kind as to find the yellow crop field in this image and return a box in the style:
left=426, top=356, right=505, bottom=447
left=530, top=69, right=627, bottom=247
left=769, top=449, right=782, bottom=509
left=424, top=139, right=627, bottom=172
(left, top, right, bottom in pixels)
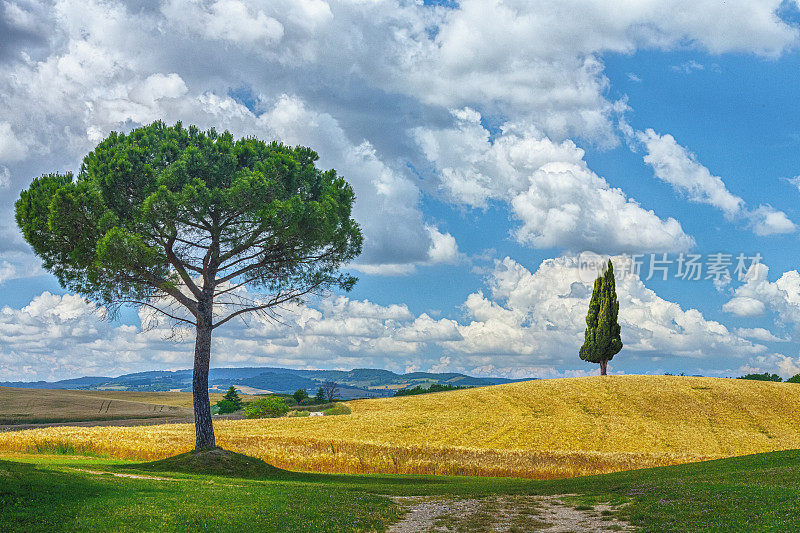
left=77, top=390, right=258, bottom=409
left=3, top=375, right=800, bottom=479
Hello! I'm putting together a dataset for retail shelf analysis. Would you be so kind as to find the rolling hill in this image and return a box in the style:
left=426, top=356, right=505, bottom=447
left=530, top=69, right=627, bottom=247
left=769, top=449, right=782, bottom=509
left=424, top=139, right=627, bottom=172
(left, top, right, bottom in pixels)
left=0, top=387, right=192, bottom=425
left=3, top=375, right=800, bottom=479
left=0, top=366, right=523, bottom=398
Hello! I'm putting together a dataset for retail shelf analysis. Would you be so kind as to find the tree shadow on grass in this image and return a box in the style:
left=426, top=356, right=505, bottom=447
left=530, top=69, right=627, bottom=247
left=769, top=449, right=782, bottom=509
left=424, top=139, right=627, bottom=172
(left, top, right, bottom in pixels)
left=0, top=459, right=118, bottom=532
left=114, top=447, right=449, bottom=490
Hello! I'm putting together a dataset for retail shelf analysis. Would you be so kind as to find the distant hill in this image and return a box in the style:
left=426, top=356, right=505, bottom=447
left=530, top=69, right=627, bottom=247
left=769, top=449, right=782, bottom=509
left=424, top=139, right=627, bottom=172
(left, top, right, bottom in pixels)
left=0, top=367, right=531, bottom=399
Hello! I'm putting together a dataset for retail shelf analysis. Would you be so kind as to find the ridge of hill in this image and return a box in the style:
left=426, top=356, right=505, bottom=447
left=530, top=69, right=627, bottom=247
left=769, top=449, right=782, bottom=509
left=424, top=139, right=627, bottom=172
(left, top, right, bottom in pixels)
left=0, top=366, right=526, bottom=398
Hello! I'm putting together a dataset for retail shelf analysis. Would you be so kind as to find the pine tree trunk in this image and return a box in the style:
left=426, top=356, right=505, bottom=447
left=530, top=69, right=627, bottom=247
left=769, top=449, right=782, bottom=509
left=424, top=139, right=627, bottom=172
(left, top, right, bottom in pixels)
left=600, top=359, right=608, bottom=375
left=193, top=319, right=215, bottom=450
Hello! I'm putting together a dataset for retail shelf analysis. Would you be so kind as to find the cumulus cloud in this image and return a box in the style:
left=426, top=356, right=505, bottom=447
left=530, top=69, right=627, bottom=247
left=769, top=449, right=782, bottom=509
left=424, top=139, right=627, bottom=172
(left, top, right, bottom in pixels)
left=415, top=109, right=694, bottom=253
left=748, top=205, right=797, bottom=235
left=723, top=297, right=767, bottom=317
left=0, top=0, right=797, bottom=281
left=448, top=255, right=765, bottom=367
left=0, top=0, right=799, bottom=379
left=163, top=0, right=285, bottom=46
left=739, top=352, right=800, bottom=379
left=725, top=263, right=800, bottom=326
left=256, top=94, right=456, bottom=273
left=0, top=122, right=26, bottom=162
left=0, top=254, right=771, bottom=381
left=394, top=0, right=798, bottom=143
left=735, top=327, right=787, bottom=342
left=637, top=129, right=796, bottom=235
left=637, top=129, right=744, bottom=216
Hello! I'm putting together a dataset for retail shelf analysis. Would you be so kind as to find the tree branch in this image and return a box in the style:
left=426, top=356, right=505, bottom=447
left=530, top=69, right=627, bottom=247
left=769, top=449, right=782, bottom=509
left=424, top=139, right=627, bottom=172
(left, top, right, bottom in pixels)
left=212, top=284, right=321, bottom=329
left=118, top=299, right=197, bottom=327
left=164, top=235, right=204, bottom=300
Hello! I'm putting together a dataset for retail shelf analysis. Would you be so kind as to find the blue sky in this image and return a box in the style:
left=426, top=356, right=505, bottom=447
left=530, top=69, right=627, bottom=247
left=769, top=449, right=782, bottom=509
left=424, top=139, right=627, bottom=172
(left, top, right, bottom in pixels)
left=1, top=0, right=800, bottom=381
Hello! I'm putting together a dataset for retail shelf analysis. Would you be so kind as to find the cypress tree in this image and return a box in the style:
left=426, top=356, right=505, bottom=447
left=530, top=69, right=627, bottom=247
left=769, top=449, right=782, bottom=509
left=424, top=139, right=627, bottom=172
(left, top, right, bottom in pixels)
left=579, top=259, right=622, bottom=375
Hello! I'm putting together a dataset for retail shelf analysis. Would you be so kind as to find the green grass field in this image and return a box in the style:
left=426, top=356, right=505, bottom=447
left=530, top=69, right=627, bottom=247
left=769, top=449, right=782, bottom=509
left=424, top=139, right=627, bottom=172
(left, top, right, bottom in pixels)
left=2, top=448, right=799, bottom=531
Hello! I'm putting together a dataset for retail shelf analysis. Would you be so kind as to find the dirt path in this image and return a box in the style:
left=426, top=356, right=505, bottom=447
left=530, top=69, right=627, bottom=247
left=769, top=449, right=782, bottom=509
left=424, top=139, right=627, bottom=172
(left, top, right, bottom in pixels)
left=70, top=468, right=179, bottom=481
left=67, top=467, right=247, bottom=488
left=388, top=495, right=635, bottom=532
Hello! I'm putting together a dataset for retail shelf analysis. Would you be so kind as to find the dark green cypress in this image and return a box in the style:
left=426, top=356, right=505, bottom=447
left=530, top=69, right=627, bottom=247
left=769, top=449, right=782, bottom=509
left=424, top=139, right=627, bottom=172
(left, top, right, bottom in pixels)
left=579, top=259, right=622, bottom=375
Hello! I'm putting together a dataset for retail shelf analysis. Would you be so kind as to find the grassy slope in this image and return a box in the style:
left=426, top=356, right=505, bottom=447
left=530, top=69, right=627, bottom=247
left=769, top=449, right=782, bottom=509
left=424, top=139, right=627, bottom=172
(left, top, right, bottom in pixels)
left=2, top=449, right=800, bottom=531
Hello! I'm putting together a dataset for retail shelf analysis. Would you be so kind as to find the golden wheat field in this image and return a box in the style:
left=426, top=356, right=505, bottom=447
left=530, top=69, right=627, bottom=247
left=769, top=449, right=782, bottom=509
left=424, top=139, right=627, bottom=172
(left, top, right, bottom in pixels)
left=3, top=375, right=800, bottom=479
left=76, top=390, right=258, bottom=409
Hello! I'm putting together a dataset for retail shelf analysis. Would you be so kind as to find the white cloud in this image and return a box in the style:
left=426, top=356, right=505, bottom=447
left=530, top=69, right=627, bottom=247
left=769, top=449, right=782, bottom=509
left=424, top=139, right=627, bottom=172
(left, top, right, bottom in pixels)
left=749, top=205, right=797, bottom=235
left=740, top=353, right=800, bottom=378
left=0, top=166, right=9, bottom=188
left=448, top=255, right=764, bottom=367
left=390, top=0, right=798, bottom=143
left=415, top=109, right=694, bottom=253
left=672, top=60, right=705, bottom=74
left=637, top=129, right=744, bottom=216
left=0, top=261, right=16, bottom=284
left=735, top=327, right=787, bottom=342
left=637, top=128, right=795, bottom=235
left=725, top=263, right=800, bottom=325
left=0, top=122, right=26, bottom=162
left=723, top=297, right=767, bottom=317
left=128, top=73, right=188, bottom=106
left=425, top=225, right=461, bottom=265
left=256, top=94, right=454, bottom=272
left=0, top=252, right=772, bottom=381
left=163, top=0, right=284, bottom=46
left=785, top=175, right=800, bottom=192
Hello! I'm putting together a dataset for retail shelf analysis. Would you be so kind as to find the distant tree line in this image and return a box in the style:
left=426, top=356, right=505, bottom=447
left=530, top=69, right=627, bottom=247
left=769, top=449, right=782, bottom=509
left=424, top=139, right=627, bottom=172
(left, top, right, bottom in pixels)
left=295, top=382, right=339, bottom=404
left=738, top=373, right=800, bottom=383
left=394, top=383, right=472, bottom=396
left=214, top=381, right=343, bottom=417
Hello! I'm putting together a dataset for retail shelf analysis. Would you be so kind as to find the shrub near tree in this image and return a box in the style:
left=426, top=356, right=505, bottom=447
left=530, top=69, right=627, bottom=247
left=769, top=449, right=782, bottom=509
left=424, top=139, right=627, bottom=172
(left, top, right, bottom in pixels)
left=243, top=397, right=289, bottom=419
left=15, top=122, right=362, bottom=450
left=579, top=259, right=622, bottom=375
